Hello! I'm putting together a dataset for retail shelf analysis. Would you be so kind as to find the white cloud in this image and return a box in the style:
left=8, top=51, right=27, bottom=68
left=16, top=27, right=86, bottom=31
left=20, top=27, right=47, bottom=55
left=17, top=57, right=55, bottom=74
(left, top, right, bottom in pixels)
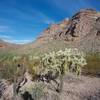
left=0, top=34, right=12, bottom=39
left=3, top=39, right=33, bottom=44
left=0, top=34, right=33, bottom=44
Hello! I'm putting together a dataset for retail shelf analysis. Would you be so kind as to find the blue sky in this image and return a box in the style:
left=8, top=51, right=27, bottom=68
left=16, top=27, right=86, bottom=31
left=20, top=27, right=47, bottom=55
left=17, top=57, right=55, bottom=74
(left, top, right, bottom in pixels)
left=0, top=0, right=100, bottom=44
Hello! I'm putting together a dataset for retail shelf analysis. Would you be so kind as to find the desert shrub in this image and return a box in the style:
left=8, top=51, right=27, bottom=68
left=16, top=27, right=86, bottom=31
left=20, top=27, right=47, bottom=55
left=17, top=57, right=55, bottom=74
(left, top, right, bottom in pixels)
left=40, top=48, right=86, bottom=75
left=40, top=48, right=87, bottom=92
left=27, top=48, right=87, bottom=92
left=0, top=54, right=17, bottom=82
left=0, top=54, right=26, bottom=82
left=83, top=53, right=100, bottom=76
left=31, top=83, right=45, bottom=100
left=19, top=82, right=45, bottom=100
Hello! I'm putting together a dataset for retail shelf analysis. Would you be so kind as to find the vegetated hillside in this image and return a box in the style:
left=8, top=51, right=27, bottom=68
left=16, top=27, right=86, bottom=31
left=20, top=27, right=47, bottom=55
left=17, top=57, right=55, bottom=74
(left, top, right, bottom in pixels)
left=27, top=9, right=100, bottom=53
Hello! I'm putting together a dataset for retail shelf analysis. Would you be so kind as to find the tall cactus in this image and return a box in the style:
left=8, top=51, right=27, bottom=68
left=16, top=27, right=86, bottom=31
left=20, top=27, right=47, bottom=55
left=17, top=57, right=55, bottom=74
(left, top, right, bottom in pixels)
left=38, top=48, right=87, bottom=92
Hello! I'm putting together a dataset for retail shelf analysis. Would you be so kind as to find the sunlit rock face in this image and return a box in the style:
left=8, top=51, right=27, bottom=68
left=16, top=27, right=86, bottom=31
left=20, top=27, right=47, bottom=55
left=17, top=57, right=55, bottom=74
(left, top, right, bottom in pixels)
left=36, top=9, right=100, bottom=52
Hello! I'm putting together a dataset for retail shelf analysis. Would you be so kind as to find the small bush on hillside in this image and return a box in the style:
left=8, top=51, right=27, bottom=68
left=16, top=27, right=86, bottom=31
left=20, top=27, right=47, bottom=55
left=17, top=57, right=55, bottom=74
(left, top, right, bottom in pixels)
left=19, top=82, right=45, bottom=100
left=0, top=55, right=17, bottom=82
left=83, top=53, right=100, bottom=76
left=0, top=54, right=26, bottom=82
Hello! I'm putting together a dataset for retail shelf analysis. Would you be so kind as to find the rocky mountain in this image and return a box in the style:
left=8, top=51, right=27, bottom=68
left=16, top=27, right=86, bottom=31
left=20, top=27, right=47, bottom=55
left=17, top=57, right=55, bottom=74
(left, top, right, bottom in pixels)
left=0, top=9, right=100, bottom=53
left=35, top=9, right=100, bottom=52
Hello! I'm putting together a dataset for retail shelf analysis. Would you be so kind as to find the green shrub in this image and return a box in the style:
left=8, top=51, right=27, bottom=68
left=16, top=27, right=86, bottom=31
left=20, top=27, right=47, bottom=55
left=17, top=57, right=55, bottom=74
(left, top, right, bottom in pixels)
left=19, top=82, right=45, bottom=100
left=0, top=54, right=26, bottom=82
left=83, top=53, right=100, bottom=76
left=31, top=83, right=45, bottom=100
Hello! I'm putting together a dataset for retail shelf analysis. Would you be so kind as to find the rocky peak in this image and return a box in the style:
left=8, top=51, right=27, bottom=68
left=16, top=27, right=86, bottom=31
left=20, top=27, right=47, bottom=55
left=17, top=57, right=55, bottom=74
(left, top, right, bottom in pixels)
left=36, top=9, right=100, bottom=52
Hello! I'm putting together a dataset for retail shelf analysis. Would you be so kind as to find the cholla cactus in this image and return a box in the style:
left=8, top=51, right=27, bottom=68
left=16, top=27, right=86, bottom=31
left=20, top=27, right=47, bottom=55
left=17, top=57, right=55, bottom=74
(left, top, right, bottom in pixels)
left=40, top=48, right=87, bottom=76
left=27, top=48, right=87, bottom=80
left=10, top=48, right=87, bottom=94
left=29, top=48, right=86, bottom=92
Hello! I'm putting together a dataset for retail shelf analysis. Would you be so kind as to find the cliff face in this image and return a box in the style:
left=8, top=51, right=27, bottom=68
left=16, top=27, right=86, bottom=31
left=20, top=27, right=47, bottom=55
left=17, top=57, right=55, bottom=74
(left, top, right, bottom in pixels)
left=36, top=9, right=100, bottom=52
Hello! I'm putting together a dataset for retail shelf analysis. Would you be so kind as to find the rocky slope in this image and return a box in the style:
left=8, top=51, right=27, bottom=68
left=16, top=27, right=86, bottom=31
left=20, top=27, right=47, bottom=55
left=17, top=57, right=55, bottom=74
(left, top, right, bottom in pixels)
left=35, top=9, right=100, bottom=52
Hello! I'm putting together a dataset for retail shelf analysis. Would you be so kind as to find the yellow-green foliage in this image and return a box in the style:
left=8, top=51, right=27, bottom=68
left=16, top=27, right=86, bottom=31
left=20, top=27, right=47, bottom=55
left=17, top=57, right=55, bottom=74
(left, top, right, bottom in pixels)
left=39, top=48, right=87, bottom=76
left=0, top=54, right=17, bottom=81
left=17, top=48, right=87, bottom=94
left=12, top=48, right=87, bottom=78
left=23, top=48, right=86, bottom=78
left=0, top=54, right=26, bottom=82
left=0, top=48, right=87, bottom=82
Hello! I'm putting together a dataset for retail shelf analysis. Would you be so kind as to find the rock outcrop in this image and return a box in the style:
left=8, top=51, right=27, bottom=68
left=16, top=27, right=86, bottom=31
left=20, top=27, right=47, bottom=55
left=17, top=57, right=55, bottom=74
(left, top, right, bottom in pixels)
left=36, top=9, right=100, bottom=52
left=0, top=9, right=100, bottom=53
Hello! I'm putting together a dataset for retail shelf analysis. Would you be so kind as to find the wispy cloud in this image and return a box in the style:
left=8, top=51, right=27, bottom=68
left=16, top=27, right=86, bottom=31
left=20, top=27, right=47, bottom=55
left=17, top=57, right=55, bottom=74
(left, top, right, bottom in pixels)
left=0, top=5, right=55, bottom=27
left=35, top=11, right=55, bottom=25
left=4, top=39, right=32, bottom=44
left=15, top=7, right=55, bottom=25
left=47, top=0, right=94, bottom=16
left=0, top=34, right=32, bottom=44
left=0, top=34, right=12, bottom=39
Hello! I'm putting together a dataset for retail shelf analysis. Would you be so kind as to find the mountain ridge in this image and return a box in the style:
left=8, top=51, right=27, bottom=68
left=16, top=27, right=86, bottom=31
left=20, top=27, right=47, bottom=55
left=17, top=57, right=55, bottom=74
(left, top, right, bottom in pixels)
left=0, top=9, right=100, bottom=53
left=0, top=39, right=21, bottom=49
left=32, top=9, right=100, bottom=52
